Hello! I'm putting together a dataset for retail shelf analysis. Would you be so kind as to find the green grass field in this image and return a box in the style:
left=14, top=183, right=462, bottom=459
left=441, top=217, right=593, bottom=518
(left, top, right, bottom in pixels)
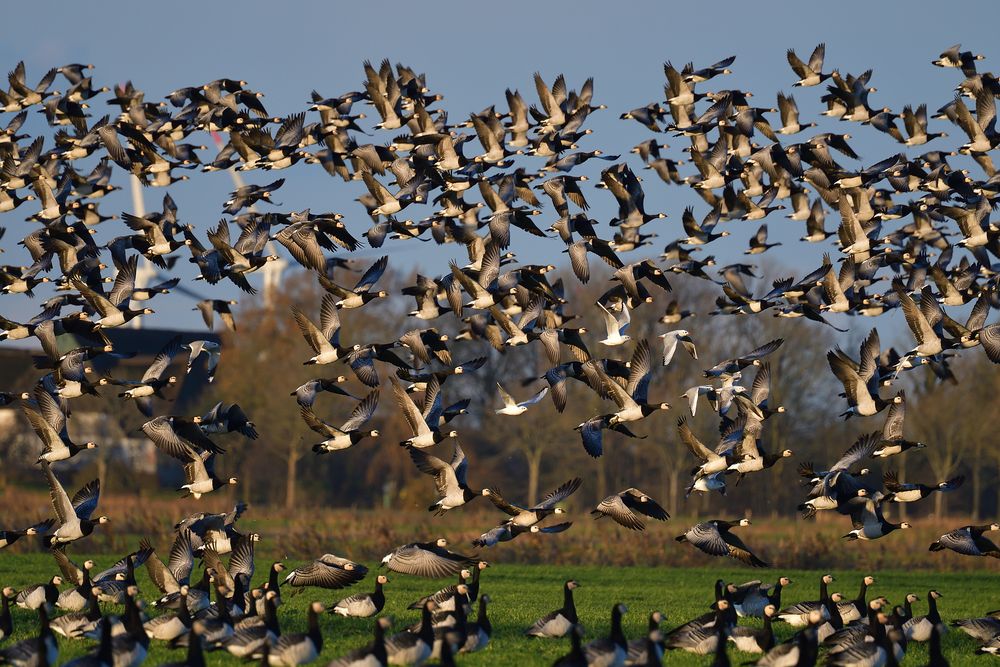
left=1, top=553, right=999, bottom=665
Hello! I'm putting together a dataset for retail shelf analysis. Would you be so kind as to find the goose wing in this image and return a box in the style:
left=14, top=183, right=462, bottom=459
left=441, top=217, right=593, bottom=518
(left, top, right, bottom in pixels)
left=167, top=530, right=194, bottom=585
left=593, top=493, right=645, bottom=530
left=486, top=489, right=524, bottom=516
left=390, top=376, right=430, bottom=436
left=70, top=479, right=100, bottom=520
left=683, top=522, right=730, bottom=556
left=385, top=544, right=474, bottom=578
left=894, top=281, right=935, bottom=345
left=881, top=393, right=906, bottom=440
left=291, top=306, right=334, bottom=356
left=407, top=446, right=459, bottom=499
left=41, top=461, right=75, bottom=524
left=625, top=339, right=653, bottom=402
left=353, top=255, right=388, bottom=293
left=142, top=417, right=199, bottom=462
left=722, top=531, right=769, bottom=567
left=286, top=557, right=367, bottom=589
left=339, top=389, right=379, bottom=432
left=678, top=418, right=718, bottom=462
left=831, top=432, right=879, bottom=471
left=534, top=477, right=583, bottom=510
left=621, top=488, right=670, bottom=521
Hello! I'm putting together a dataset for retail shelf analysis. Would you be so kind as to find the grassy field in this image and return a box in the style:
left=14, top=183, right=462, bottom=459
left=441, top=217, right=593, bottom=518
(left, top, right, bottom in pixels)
left=2, top=554, right=999, bottom=665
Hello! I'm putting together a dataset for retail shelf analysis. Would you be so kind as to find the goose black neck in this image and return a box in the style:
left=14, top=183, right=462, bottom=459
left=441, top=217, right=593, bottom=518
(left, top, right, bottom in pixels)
left=928, top=593, right=940, bottom=621
left=477, top=597, right=491, bottom=634
left=610, top=607, right=626, bottom=649
left=85, top=594, right=101, bottom=622
left=418, top=604, right=435, bottom=644
left=819, top=578, right=829, bottom=601
left=96, top=613, right=113, bottom=664
left=854, top=580, right=869, bottom=609
left=564, top=585, right=577, bottom=621
left=0, top=595, right=11, bottom=637
left=268, top=564, right=281, bottom=590
left=264, top=596, right=280, bottom=635
left=307, top=606, right=323, bottom=651
left=372, top=621, right=388, bottom=664
left=186, top=627, right=206, bottom=667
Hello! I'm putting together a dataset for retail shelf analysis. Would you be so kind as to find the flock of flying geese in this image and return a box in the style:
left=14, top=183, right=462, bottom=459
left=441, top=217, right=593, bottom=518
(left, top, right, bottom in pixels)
left=0, top=38, right=999, bottom=665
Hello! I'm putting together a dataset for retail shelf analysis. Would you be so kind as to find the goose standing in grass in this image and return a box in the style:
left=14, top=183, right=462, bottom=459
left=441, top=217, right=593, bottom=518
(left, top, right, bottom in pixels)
left=267, top=601, right=325, bottom=666
left=952, top=609, right=1000, bottom=642
left=15, top=576, right=61, bottom=612
left=0, top=588, right=14, bottom=641
left=665, top=599, right=730, bottom=654
left=837, top=576, right=875, bottom=624
left=777, top=574, right=835, bottom=626
left=327, top=616, right=391, bottom=667
left=903, top=590, right=944, bottom=642
left=385, top=601, right=435, bottom=666
left=526, top=580, right=580, bottom=638
left=676, top=519, right=768, bottom=567
left=591, top=488, right=669, bottom=531
left=406, top=441, right=481, bottom=515
left=0, top=607, right=58, bottom=667
left=584, top=603, right=628, bottom=666
left=462, top=593, right=492, bottom=653
left=331, top=574, right=388, bottom=618
left=552, top=624, right=586, bottom=666
left=40, top=462, right=108, bottom=544
left=728, top=604, right=776, bottom=653
left=495, top=382, right=548, bottom=415
left=754, top=610, right=822, bottom=666
left=930, top=523, right=1000, bottom=557
left=284, top=554, right=367, bottom=591
left=626, top=611, right=664, bottom=665
left=302, top=389, right=380, bottom=453
left=381, top=538, right=477, bottom=578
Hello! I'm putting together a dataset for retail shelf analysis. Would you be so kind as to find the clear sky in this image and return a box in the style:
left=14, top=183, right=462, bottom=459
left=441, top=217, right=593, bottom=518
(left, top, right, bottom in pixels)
left=1, top=0, right=996, bottom=335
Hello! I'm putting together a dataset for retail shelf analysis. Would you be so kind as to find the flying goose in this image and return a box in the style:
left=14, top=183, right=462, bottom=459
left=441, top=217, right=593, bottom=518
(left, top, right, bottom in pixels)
left=381, top=538, right=477, bottom=578
left=319, top=254, right=390, bottom=309
left=874, top=391, right=925, bottom=457
left=591, top=488, right=669, bottom=531
left=593, top=340, right=671, bottom=425
left=389, top=376, right=457, bottom=448
left=787, top=43, right=831, bottom=86
left=930, top=523, right=1000, bottom=557
left=844, top=493, right=910, bottom=541
left=704, top=338, right=783, bottom=378
left=107, top=334, right=182, bottom=416
left=526, top=580, right=580, bottom=638
left=883, top=469, right=964, bottom=503
left=142, top=418, right=237, bottom=498
left=302, top=389, right=380, bottom=453
left=291, top=294, right=354, bottom=365
left=827, top=329, right=899, bottom=417
left=483, top=476, right=581, bottom=527
left=24, top=387, right=97, bottom=464
left=291, top=376, right=353, bottom=407
left=495, top=382, right=548, bottom=415
left=284, top=554, right=368, bottom=591
left=0, top=519, right=55, bottom=549
left=406, top=441, right=480, bottom=514
left=676, top=519, right=768, bottom=567
left=41, top=462, right=108, bottom=544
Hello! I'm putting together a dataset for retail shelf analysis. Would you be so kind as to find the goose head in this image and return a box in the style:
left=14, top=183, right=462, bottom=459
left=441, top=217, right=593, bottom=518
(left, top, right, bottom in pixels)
left=779, top=577, right=792, bottom=586
left=376, top=575, right=389, bottom=585
left=96, top=516, right=110, bottom=524
left=738, top=518, right=752, bottom=527
left=781, top=449, right=793, bottom=458
left=435, top=538, right=448, bottom=548
left=566, top=580, right=580, bottom=590
left=227, top=477, right=239, bottom=486
left=864, top=575, right=875, bottom=586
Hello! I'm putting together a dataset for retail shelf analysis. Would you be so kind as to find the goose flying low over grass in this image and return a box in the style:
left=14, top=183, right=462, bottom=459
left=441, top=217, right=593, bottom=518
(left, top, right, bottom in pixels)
left=929, top=523, right=1000, bottom=557
left=483, top=477, right=581, bottom=528
left=41, top=462, right=108, bottom=544
left=380, top=538, right=478, bottom=578
left=591, top=488, right=669, bottom=531
left=283, top=554, right=368, bottom=591
left=675, top=519, right=768, bottom=567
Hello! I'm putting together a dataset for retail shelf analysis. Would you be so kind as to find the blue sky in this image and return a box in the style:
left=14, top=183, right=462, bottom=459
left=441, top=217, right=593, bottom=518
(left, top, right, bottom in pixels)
left=1, top=0, right=996, bottom=336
